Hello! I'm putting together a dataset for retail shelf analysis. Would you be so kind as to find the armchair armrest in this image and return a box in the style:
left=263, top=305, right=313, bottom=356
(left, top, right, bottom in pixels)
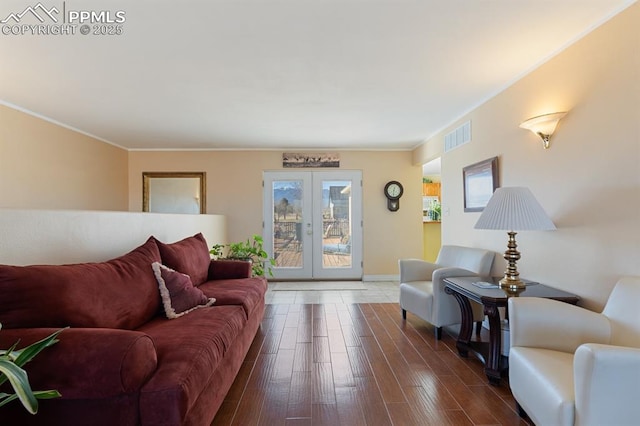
left=432, top=267, right=478, bottom=283
left=432, top=266, right=480, bottom=298
left=432, top=267, right=485, bottom=322
left=574, top=344, right=640, bottom=425
left=398, top=259, right=439, bottom=283
left=0, top=327, right=157, bottom=398
left=509, top=298, right=611, bottom=353
left=208, top=259, right=252, bottom=280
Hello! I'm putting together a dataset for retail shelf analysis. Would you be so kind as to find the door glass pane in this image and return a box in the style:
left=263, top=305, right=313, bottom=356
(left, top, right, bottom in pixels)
left=272, top=180, right=303, bottom=268
left=321, top=180, right=352, bottom=268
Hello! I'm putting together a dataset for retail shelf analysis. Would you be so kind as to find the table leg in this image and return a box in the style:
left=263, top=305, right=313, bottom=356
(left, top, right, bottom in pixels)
left=484, top=304, right=502, bottom=385
left=445, top=287, right=474, bottom=357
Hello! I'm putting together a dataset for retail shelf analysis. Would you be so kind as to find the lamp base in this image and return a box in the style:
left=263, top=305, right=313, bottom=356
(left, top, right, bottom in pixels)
left=499, top=276, right=526, bottom=291
left=499, top=231, right=526, bottom=293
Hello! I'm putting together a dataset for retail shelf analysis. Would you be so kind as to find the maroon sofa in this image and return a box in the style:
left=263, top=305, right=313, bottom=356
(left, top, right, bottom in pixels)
left=0, top=233, right=267, bottom=426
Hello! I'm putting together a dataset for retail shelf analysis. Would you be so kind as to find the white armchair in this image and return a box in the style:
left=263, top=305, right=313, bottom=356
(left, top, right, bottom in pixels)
left=509, top=276, right=640, bottom=426
left=398, top=245, right=494, bottom=339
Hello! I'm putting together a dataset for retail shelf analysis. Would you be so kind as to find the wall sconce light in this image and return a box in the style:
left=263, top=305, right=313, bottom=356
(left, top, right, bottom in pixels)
left=519, top=112, right=566, bottom=149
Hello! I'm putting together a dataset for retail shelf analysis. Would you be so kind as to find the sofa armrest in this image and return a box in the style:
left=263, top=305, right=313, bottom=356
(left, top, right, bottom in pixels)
left=574, top=343, right=640, bottom=425
left=0, top=328, right=157, bottom=398
left=508, top=298, right=611, bottom=353
left=398, top=259, right=439, bottom=283
left=208, top=259, right=252, bottom=280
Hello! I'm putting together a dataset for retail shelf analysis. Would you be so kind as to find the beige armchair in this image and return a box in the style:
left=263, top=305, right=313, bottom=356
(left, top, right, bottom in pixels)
left=398, top=245, right=494, bottom=339
left=509, top=276, right=640, bottom=426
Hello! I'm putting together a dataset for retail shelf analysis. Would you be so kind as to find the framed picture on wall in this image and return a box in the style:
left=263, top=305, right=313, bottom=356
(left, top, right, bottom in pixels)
left=282, top=152, right=340, bottom=168
left=142, top=172, right=206, bottom=214
left=463, top=156, right=498, bottom=212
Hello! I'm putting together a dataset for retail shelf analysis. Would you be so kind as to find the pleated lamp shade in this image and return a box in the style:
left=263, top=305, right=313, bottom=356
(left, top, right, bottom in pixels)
left=474, top=187, right=556, bottom=231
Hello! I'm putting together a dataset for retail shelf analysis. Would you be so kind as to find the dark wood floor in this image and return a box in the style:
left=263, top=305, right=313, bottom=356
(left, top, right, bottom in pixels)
left=212, top=303, right=531, bottom=425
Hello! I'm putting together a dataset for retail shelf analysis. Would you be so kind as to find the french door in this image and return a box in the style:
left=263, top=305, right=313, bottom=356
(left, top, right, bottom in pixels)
left=263, top=170, right=363, bottom=280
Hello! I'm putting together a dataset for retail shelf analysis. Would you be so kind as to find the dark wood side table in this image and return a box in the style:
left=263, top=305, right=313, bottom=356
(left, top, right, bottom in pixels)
left=443, top=276, right=580, bottom=386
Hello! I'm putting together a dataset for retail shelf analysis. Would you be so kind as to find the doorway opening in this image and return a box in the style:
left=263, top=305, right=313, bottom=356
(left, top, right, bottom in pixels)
left=263, top=170, right=363, bottom=280
left=422, top=157, right=442, bottom=262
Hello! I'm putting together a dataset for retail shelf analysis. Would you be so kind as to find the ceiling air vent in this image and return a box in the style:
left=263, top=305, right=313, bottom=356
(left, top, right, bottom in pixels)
left=444, top=120, right=471, bottom=152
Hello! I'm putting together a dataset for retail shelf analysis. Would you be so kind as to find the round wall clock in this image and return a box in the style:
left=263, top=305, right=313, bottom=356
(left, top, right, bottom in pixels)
left=384, top=181, right=403, bottom=211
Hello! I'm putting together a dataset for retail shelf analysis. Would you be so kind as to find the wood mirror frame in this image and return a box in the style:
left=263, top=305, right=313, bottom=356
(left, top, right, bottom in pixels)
left=142, top=172, right=206, bottom=214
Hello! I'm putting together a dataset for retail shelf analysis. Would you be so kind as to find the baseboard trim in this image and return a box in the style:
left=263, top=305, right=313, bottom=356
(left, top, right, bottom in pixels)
left=363, top=274, right=398, bottom=282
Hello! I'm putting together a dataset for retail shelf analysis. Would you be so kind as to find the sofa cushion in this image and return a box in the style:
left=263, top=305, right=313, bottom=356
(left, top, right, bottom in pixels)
left=138, top=305, right=247, bottom=424
left=152, top=262, right=215, bottom=319
left=198, top=277, right=267, bottom=317
left=0, top=238, right=161, bottom=329
left=152, top=233, right=211, bottom=286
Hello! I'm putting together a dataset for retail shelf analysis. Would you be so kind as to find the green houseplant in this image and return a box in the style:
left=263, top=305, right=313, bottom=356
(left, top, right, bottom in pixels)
left=432, top=201, right=442, bottom=221
left=0, top=324, right=65, bottom=414
left=210, top=234, right=275, bottom=277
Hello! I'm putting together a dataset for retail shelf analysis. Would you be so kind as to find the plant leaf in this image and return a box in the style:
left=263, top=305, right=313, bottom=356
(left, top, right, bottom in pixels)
left=13, top=328, right=66, bottom=368
left=1, top=340, right=21, bottom=360
left=0, top=392, right=19, bottom=408
left=33, top=389, right=62, bottom=400
left=0, top=390, right=61, bottom=410
left=0, top=328, right=66, bottom=388
left=0, top=359, right=38, bottom=414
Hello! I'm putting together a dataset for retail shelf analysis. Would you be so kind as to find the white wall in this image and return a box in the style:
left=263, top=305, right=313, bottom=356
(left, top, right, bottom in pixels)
left=0, top=209, right=227, bottom=265
left=414, top=4, right=640, bottom=310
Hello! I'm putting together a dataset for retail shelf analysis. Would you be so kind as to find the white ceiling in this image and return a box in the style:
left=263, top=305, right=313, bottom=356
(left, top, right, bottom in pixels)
left=0, top=0, right=634, bottom=151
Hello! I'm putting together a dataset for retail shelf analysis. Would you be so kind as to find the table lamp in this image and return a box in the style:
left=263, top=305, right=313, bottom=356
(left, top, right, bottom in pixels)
left=474, top=187, right=556, bottom=291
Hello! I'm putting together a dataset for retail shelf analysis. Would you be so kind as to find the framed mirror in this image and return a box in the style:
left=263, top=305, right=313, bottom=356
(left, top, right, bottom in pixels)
left=142, top=172, right=206, bottom=214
